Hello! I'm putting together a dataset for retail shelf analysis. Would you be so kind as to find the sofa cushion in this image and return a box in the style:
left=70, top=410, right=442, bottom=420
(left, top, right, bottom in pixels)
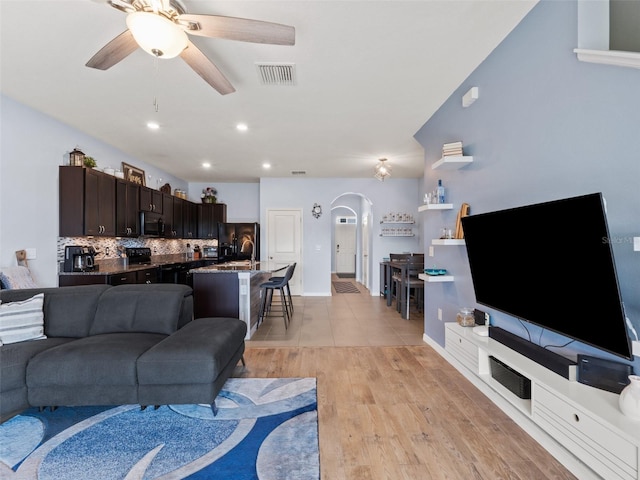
left=0, top=285, right=111, bottom=338
left=137, top=317, right=247, bottom=386
left=0, top=337, right=73, bottom=392
left=89, top=284, right=191, bottom=336
left=0, top=293, right=46, bottom=344
left=27, top=333, right=165, bottom=390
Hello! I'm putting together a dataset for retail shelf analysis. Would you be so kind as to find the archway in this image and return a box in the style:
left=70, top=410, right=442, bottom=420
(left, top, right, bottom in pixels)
left=330, top=192, right=374, bottom=292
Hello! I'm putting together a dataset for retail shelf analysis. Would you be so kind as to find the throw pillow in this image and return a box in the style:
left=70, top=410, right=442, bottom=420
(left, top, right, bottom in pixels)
left=0, top=293, right=47, bottom=344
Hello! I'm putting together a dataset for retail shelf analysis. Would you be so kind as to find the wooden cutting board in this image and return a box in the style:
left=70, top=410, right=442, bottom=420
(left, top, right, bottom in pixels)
left=455, top=203, right=470, bottom=239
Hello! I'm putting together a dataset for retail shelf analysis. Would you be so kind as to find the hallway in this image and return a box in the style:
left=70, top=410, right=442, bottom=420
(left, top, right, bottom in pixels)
left=248, top=275, right=425, bottom=347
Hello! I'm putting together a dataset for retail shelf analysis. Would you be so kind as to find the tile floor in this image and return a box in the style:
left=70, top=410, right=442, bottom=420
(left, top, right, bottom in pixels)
left=248, top=275, right=425, bottom=347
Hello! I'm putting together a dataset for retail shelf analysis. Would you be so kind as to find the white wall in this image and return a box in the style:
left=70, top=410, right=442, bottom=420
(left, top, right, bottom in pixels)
left=188, top=182, right=259, bottom=223
left=260, top=177, right=422, bottom=296
left=0, top=95, right=187, bottom=286
left=0, top=95, right=423, bottom=294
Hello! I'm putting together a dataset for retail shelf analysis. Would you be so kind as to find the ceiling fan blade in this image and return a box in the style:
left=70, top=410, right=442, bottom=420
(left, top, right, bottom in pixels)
left=180, top=40, right=236, bottom=95
left=86, top=30, right=138, bottom=70
left=178, top=14, right=295, bottom=45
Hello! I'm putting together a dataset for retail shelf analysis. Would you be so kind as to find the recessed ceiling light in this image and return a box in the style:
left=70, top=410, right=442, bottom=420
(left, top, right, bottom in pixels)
left=147, top=122, right=160, bottom=130
left=236, top=123, right=248, bottom=132
left=262, top=163, right=271, bottom=169
left=202, top=162, right=211, bottom=168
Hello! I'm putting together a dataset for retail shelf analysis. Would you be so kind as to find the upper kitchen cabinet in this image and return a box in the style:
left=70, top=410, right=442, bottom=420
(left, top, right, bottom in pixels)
left=162, top=193, right=175, bottom=237
left=59, top=166, right=115, bottom=237
left=140, top=186, right=163, bottom=213
left=183, top=202, right=198, bottom=239
left=171, top=197, right=188, bottom=238
left=116, top=179, right=140, bottom=237
left=198, top=203, right=227, bottom=239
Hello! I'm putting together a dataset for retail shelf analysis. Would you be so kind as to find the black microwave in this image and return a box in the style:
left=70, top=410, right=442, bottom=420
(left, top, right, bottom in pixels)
left=140, top=211, right=165, bottom=237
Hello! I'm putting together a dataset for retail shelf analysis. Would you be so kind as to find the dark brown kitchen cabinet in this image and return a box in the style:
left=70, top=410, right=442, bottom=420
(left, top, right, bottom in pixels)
left=58, top=267, right=158, bottom=286
left=59, top=166, right=115, bottom=237
left=116, top=179, right=140, bottom=237
left=172, top=197, right=185, bottom=238
left=198, top=203, right=227, bottom=239
left=137, top=268, right=158, bottom=284
left=140, top=186, right=162, bottom=213
left=109, top=271, right=137, bottom=285
left=183, top=202, right=197, bottom=239
left=162, top=194, right=176, bottom=237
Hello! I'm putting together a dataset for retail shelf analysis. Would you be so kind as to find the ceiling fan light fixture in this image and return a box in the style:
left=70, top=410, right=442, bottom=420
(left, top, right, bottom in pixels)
left=374, top=158, right=391, bottom=181
left=126, top=11, right=188, bottom=59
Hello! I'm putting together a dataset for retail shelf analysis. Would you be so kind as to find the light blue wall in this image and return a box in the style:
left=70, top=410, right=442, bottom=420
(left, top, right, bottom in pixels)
left=260, top=177, right=421, bottom=296
left=188, top=182, right=260, bottom=223
left=0, top=95, right=187, bottom=286
left=415, top=0, right=640, bottom=369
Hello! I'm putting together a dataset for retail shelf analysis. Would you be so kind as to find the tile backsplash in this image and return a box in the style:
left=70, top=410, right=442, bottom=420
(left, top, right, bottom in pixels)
left=57, top=237, right=218, bottom=263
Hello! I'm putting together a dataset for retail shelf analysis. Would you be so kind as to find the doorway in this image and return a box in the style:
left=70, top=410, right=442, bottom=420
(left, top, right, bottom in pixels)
left=266, top=209, right=302, bottom=295
left=330, top=192, right=373, bottom=292
left=335, top=220, right=356, bottom=278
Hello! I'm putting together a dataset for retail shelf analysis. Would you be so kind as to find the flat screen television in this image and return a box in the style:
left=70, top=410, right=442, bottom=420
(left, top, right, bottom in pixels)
left=461, top=193, right=633, bottom=360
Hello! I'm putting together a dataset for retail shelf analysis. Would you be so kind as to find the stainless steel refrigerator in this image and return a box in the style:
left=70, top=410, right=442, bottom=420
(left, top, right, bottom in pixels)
left=218, top=223, right=260, bottom=262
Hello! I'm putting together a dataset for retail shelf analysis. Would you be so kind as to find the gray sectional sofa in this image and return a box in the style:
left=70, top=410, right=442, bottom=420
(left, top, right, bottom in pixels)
left=0, top=283, right=246, bottom=423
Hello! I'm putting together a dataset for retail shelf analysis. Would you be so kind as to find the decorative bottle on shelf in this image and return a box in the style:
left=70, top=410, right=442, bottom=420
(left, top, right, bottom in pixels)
left=437, top=179, right=445, bottom=204
left=619, top=375, right=640, bottom=420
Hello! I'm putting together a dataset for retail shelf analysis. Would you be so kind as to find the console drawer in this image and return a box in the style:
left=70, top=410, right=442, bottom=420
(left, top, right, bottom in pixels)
left=445, top=326, right=479, bottom=373
left=533, top=384, right=638, bottom=480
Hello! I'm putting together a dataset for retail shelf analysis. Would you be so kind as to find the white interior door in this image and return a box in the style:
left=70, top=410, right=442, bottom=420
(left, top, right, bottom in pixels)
left=335, top=224, right=356, bottom=275
left=267, top=209, right=302, bottom=295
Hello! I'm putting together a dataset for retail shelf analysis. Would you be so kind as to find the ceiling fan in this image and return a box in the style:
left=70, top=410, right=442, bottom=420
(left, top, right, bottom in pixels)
left=86, top=0, right=295, bottom=95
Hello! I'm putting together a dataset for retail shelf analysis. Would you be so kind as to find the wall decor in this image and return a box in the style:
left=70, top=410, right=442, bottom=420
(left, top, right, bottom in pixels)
left=312, top=203, right=322, bottom=219
left=122, top=162, right=146, bottom=186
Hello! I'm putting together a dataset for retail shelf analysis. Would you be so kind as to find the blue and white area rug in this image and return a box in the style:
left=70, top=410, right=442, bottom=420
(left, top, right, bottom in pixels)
left=0, top=378, right=319, bottom=480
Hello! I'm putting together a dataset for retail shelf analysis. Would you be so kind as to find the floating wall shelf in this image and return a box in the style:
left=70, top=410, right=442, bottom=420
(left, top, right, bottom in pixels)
left=418, top=203, right=453, bottom=212
left=432, top=156, right=473, bottom=170
left=419, top=273, right=454, bottom=283
left=431, top=239, right=465, bottom=246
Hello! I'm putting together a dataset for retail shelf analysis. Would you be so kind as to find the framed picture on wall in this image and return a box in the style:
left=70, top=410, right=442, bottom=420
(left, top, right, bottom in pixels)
left=122, top=162, right=146, bottom=186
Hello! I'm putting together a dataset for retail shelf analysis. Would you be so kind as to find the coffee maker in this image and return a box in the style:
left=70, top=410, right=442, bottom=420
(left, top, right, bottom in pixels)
left=64, top=246, right=97, bottom=272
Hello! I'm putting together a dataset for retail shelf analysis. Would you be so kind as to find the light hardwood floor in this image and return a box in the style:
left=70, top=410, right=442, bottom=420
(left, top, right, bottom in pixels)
left=235, top=277, right=576, bottom=480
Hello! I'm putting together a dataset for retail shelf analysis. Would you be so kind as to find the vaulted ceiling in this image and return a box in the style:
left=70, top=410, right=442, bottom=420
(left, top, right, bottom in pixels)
left=0, top=1, right=537, bottom=182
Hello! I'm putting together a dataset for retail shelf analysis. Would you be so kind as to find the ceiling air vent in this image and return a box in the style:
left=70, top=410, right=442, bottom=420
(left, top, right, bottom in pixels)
left=291, top=170, right=306, bottom=176
left=256, top=63, right=296, bottom=86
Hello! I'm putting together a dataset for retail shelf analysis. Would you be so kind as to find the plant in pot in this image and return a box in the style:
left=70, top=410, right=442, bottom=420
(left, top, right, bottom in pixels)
left=201, top=187, right=217, bottom=203
left=84, top=156, right=97, bottom=168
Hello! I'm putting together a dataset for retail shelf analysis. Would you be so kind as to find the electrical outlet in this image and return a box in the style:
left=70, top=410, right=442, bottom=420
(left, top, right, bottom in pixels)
left=428, top=246, right=435, bottom=257
left=438, top=308, right=443, bottom=321
left=633, top=340, right=640, bottom=357
left=485, top=312, right=491, bottom=325
left=634, top=237, right=640, bottom=252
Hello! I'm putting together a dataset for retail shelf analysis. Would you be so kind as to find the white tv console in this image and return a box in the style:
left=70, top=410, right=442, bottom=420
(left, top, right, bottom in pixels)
left=441, top=322, right=640, bottom=480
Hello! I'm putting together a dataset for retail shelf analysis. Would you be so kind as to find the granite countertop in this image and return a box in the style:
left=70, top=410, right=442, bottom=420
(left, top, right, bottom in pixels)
left=190, top=261, right=271, bottom=274
left=59, top=254, right=216, bottom=276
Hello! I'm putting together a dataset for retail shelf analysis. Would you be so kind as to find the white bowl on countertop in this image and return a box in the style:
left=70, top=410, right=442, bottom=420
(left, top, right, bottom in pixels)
left=103, top=167, right=115, bottom=176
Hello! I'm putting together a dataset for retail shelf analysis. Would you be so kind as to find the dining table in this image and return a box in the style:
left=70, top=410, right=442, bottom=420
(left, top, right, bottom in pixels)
left=380, top=259, right=424, bottom=320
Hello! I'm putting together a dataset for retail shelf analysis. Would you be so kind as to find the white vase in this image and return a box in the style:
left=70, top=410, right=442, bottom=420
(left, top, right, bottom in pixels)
left=619, top=375, right=640, bottom=420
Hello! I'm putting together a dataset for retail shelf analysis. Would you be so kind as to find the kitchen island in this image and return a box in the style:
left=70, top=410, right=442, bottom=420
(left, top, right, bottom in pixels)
left=190, top=261, right=273, bottom=339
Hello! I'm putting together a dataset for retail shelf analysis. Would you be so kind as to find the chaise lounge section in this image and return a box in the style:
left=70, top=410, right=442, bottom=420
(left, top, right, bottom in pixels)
left=0, top=283, right=246, bottom=422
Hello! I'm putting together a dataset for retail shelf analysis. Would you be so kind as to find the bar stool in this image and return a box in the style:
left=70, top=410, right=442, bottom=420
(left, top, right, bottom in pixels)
left=258, top=263, right=295, bottom=329
left=268, top=262, right=296, bottom=317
